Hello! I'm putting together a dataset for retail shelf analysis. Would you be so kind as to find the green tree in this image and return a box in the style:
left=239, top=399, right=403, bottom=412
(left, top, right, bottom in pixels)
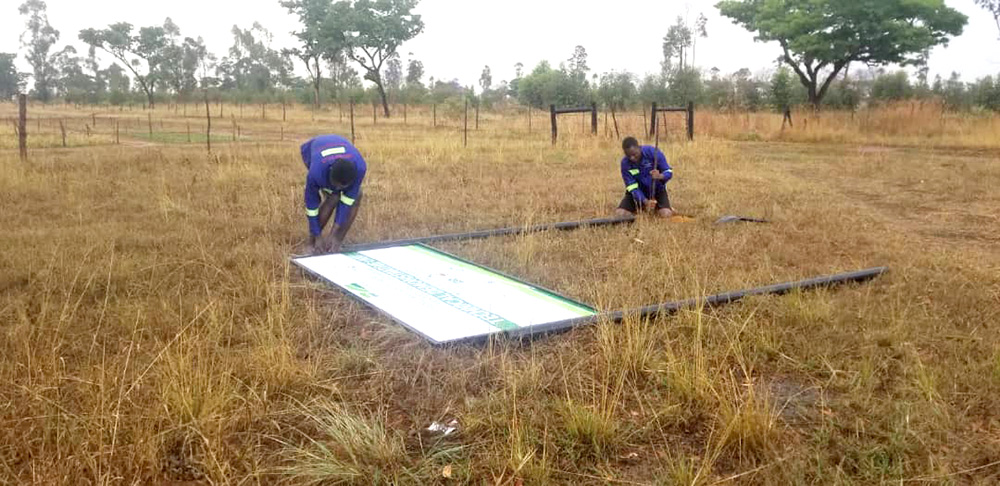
left=598, top=71, right=637, bottom=111
left=567, top=45, right=589, bottom=85
left=516, top=61, right=588, bottom=108
left=0, top=53, right=29, bottom=99
left=105, top=63, right=130, bottom=105
left=405, top=58, right=424, bottom=87
left=662, top=17, right=692, bottom=75
left=80, top=22, right=168, bottom=107
left=282, top=0, right=344, bottom=107
left=976, top=0, right=1000, bottom=38
left=692, top=13, right=709, bottom=67
left=479, top=65, right=492, bottom=92
left=330, top=0, right=424, bottom=117
left=153, top=19, right=206, bottom=101
left=385, top=54, right=403, bottom=102
left=18, top=0, right=60, bottom=102
left=666, top=67, right=702, bottom=106
left=770, top=66, right=793, bottom=112
left=637, top=74, right=667, bottom=106
left=717, top=0, right=967, bottom=109
left=942, top=72, right=967, bottom=110
left=871, top=71, right=913, bottom=103
left=218, top=23, right=293, bottom=99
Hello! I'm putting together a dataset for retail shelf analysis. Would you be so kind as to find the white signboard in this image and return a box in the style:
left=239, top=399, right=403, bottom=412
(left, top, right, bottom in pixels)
left=293, top=244, right=595, bottom=344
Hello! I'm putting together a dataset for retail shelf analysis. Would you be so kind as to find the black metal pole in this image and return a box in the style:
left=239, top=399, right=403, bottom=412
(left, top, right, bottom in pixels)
left=343, top=216, right=635, bottom=252
left=497, top=266, right=889, bottom=343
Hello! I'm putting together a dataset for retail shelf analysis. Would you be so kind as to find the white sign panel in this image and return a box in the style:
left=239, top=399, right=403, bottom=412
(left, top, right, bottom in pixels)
left=293, top=244, right=595, bottom=344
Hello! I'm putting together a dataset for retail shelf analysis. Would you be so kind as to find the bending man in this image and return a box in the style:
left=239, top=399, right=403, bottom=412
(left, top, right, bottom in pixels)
left=615, top=136, right=674, bottom=219
left=302, top=134, right=367, bottom=254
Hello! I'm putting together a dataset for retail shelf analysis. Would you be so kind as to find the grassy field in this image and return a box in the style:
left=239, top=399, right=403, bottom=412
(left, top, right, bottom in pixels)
left=1, top=101, right=999, bottom=484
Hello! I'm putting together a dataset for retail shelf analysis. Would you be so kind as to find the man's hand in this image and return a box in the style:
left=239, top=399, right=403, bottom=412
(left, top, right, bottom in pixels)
left=310, top=235, right=327, bottom=255
left=644, top=199, right=658, bottom=211
left=328, top=236, right=343, bottom=254
left=651, top=169, right=665, bottom=180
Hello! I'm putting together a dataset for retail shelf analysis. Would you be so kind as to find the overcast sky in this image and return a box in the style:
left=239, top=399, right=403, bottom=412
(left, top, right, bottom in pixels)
left=2, top=0, right=998, bottom=90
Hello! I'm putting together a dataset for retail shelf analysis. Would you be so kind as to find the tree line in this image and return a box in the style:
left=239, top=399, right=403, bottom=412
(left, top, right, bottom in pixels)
left=2, top=0, right=999, bottom=114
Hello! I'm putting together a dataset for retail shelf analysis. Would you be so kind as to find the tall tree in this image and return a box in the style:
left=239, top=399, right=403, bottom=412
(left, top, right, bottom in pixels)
left=717, top=0, right=967, bottom=109
left=692, top=13, right=709, bottom=68
left=976, top=0, right=1000, bottom=38
left=598, top=71, right=637, bottom=111
left=80, top=22, right=168, bottom=107
left=282, top=0, right=344, bottom=107
left=479, top=65, right=492, bottom=92
left=219, top=23, right=293, bottom=96
left=567, top=45, right=589, bottom=84
left=770, top=66, right=793, bottom=112
left=405, top=58, right=424, bottom=87
left=18, top=0, right=60, bottom=102
left=0, top=53, right=29, bottom=99
left=385, top=54, right=403, bottom=96
left=152, top=19, right=205, bottom=100
left=662, top=17, right=692, bottom=76
left=330, top=0, right=425, bottom=117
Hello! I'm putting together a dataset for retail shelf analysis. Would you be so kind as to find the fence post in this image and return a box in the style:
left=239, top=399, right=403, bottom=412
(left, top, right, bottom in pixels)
left=687, top=102, right=695, bottom=141
left=549, top=104, right=557, bottom=145
left=527, top=106, right=531, bottom=132
left=18, top=94, right=27, bottom=161
left=403, top=103, right=407, bottom=124
left=432, top=104, right=437, bottom=128
left=59, top=120, right=66, bottom=147
left=147, top=113, right=153, bottom=138
left=204, top=91, right=212, bottom=153
left=350, top=101, right=355, bottom=144
left=591, top=103, right=598, bottom=135
left=649, top=102, right=657, bottom=137
left=475, top=103, right=479, bottom=130
left=372, top=103, right=376, bottom=125
left=187, top=121, right=191, bottom=142
left=463, top=99, right=469, bottom=147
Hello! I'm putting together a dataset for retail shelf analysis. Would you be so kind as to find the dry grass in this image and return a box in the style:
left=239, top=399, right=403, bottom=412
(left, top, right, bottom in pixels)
left=1, top=100, right=999, bottom=484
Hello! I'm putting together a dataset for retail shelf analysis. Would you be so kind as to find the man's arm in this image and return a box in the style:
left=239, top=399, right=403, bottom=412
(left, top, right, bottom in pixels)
left=652, top=148, right=673, bottom=182
left=304, top=178, right=323, bottom=239
left=622, top=161, right=646, bottom=203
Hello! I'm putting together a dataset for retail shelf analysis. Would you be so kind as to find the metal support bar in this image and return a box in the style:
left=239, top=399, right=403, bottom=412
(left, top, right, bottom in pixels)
left=553, top=106, right=596, bottom=114
left=343, top=216, right=635, bottom=252
left=492, top=266, right=889, bottom=344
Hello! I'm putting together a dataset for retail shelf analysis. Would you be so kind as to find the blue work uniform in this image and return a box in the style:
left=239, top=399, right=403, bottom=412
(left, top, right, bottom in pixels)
left=620, top=145, right=673, bottom=204
left=301, top=135, right=367, bottom=237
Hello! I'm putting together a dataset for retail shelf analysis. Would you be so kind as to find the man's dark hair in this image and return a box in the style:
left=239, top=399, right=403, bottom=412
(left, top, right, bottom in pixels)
left=328, top=158, right=357, bottom=186
left=622, top=137, right=640, bottom=150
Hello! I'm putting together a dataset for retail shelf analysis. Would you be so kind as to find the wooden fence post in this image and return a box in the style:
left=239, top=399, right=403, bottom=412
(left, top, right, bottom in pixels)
left=350, top=101, right=355, bottom=144
left=464, top=99, right=469, bottom=147
left=59, top=119, right=66, bottom=147
left=205, top=90, right=212, bottom=153
left=17, top=94, right=27, bottom=161
left=687, top=102, right=695, bottom=141
left=591, top=103, right=598, bottom=135
left=549, top=104, right=557, bottom=145
left=649, top=102, right=657, bottom=137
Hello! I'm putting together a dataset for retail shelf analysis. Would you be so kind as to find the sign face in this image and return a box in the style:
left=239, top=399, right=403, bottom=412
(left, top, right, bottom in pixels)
left=293, top=244, right=595, bottom=344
